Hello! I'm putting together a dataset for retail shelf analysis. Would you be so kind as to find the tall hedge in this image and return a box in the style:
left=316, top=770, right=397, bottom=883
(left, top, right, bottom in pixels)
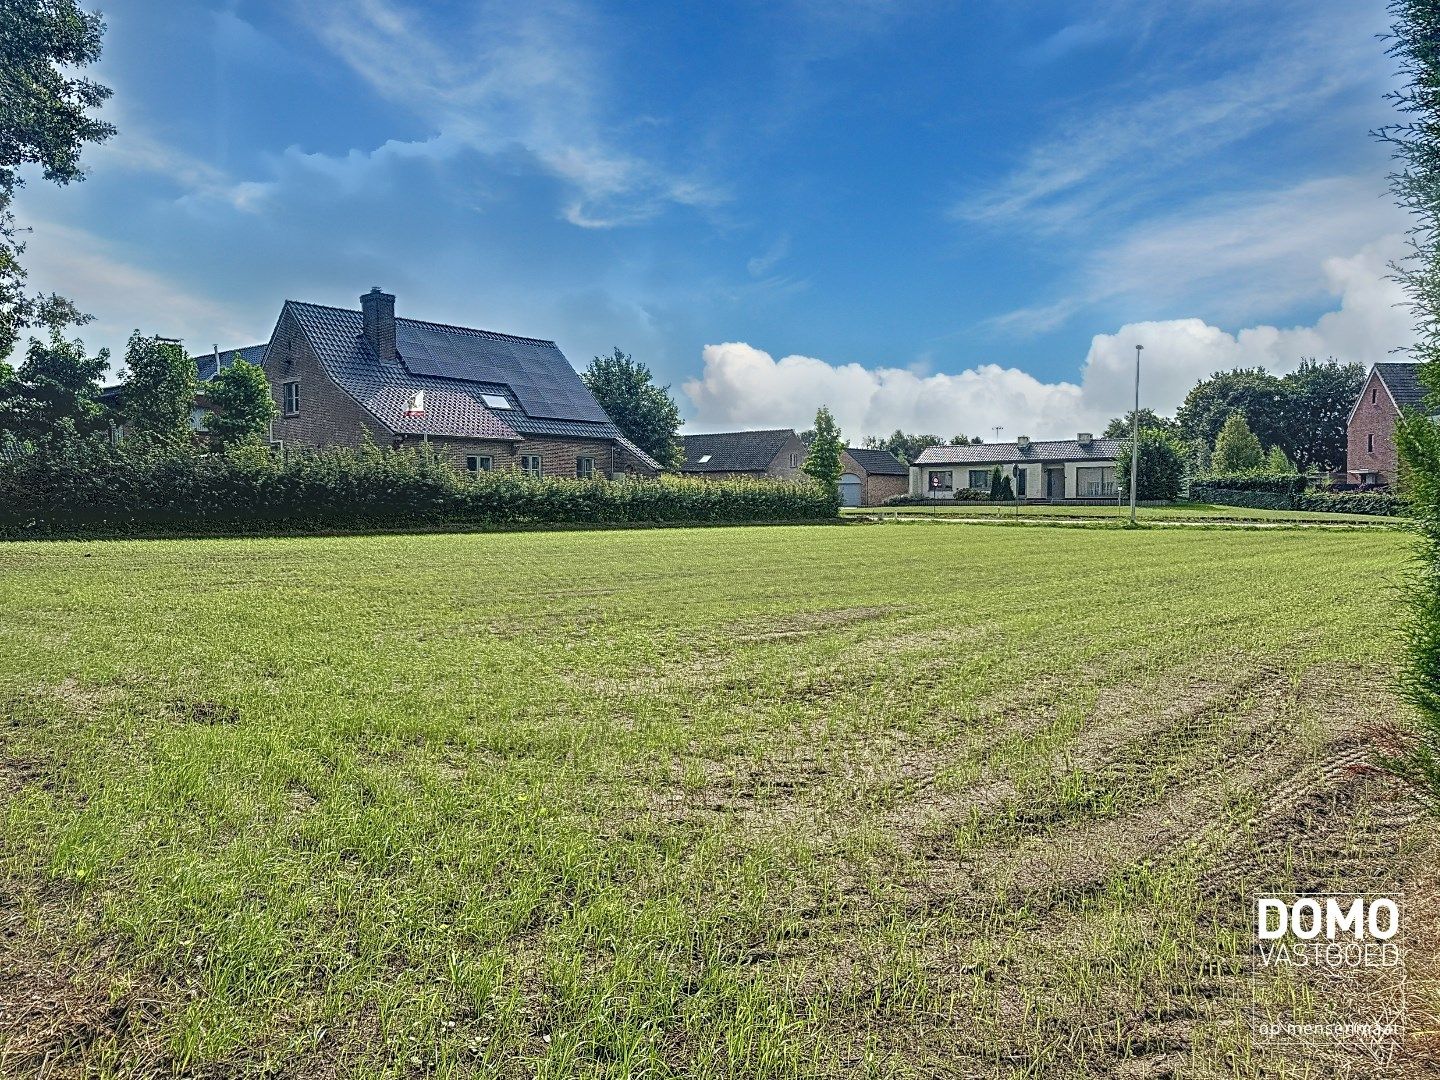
left=0, top=441, right=839, bottom=537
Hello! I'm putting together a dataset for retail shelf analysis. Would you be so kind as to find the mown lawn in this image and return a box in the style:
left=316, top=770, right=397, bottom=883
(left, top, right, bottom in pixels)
left=843, top=500, right=1401, bottom=524
left=0, top=525, right=1434, bottom=1078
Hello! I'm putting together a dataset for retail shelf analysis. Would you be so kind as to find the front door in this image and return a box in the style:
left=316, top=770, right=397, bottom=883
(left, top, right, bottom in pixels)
left=1046, top=468, right=1064, bottom=500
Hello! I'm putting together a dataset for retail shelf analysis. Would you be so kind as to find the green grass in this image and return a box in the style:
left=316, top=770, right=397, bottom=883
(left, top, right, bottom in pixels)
left=844, top=500, right=1401, bottom=524
left=0, top=525, right=1432, bottom=1077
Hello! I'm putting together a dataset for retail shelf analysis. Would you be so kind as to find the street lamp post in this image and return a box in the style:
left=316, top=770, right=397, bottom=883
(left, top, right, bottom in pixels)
left=1129, top=344, right=1143, bottom=526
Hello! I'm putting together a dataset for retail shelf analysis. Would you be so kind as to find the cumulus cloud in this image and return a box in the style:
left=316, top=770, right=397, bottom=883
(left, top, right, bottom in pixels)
left=682, top=238, right=1413, bottom=440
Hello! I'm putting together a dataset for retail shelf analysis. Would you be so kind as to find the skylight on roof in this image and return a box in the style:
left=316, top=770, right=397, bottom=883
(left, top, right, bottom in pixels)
left=698, top=454, right=711, bottom=463
left=480, top=393, right=512, bottom=410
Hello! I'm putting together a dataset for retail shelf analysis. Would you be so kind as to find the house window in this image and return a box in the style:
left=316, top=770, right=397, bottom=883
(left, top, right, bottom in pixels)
left=576, top=456, right=595, bottom=479
left=1076, top=466, right=1117, bottom=498
left=521, top=454, right=542, bottom=476
left=1372, top=388, right=1378, bottom=404
left=282, top=380, right=300, bottom=416
left=465, top=456, right=492, bottom=473
left=927, top=470, right=953, bottom=492
left=1367, top=433, right=1375, bottom=453
left=1015, top=467, right=1027, bottom=497
left=968, top=469, right=990, bottom=490
left=790, top=453, right=799, bottom=468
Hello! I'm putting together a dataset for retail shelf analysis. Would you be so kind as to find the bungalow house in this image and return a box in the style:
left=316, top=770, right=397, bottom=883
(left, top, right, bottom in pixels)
left=839, top=447, right=908, bottom=506
left=1347, top=362, right=1428, bottom=487
left=255, top=289, right=659, bottom=477
left=679, top=428, right=807, bottom=480
left=910, top=433, right=1125, bottom=501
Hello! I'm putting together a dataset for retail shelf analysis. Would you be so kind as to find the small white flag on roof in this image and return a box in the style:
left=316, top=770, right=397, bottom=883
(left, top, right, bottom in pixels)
left=403, top=389, right=425, bottom=416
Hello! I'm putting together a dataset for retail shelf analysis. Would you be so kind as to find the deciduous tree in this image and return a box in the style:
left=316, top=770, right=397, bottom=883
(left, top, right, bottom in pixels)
left=1211, top=412, right=1264, bottom=473
left=581, top=347, right=683, bottom=470
left=801, top=405, right=843, bottom=492
left=0, top=0, right=115, bottom=359
left=206, top=359, right=276, bottom=448
left=0, top=325, right=108, bottom=442
left=120, top=333, right=194, bottom=447
left=1115, top=429, right=1187, bottom=500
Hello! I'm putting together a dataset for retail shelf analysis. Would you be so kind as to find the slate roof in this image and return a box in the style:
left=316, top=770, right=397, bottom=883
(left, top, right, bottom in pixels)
left=912, top=438, right=1124, bottom=466
left=844, top=447, right=907, bottom=475
left=680, top=429, right=797, bottom=472
left=195, top=344, right=266, bottom=382
left=282, top=300, right=660, bottom=469
left=1373, top=362, right=1429, bottom=410
left=100, top=344, right=266, bottom=401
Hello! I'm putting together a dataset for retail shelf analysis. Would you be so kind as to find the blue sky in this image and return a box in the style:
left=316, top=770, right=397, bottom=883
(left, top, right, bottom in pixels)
left=12, top=0, right=1413, bottom=438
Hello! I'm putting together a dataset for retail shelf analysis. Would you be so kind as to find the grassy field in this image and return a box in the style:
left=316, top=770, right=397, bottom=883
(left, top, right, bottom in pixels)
left=1, top=525, right=1434, bottom=1078
left=844, top=501, right=1402, bottom=525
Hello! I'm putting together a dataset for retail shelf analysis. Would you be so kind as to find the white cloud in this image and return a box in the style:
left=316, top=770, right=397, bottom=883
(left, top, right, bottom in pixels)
left=682, top=238, right=1413, bottom=440
left=990, top=176, right=1406, bottom=335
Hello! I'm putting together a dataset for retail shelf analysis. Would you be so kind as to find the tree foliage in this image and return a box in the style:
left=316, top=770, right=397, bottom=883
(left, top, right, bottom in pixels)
left=1279, top=358, right=1365, bottom=469
left=802, top=405, right=843, bottom=492
left=1175, top=368, right=1287, bottom=453
left=989, top=466, right=1003, bottom=501
left=206, top=359, right=276, bottom=448
left=120, top=333, right=194, bottom=447
left=0, top=324, right=108, bottom=442
left=1379, top=0, right=1440, bottom=809
left=581, top=347, right=683, bottom=470
left=1211, top=412, right=1264, bottom=473
left=861, top=430, right=978, bottom=464
left=1115, top=429, right=1187, bottom=501
left=1102, top=409, right=1178, bottom=440
left=0, top=0, right=115, bottom=359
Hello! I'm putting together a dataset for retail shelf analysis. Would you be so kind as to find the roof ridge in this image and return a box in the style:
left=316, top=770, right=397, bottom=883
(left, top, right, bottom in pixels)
left=283, top=299, right=556, bottom=347
left=684, top=428, right=795, bottom=437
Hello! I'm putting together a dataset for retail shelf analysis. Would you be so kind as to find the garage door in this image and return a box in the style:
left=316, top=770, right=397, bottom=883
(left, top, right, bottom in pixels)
left=839, top=473, right=863, bottom=507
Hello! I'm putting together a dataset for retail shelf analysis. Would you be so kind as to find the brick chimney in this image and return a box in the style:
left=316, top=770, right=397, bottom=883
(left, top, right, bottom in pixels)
left=361, top=287, right=396, bottom=360
left=1016, top=435, right=1030, bottom=451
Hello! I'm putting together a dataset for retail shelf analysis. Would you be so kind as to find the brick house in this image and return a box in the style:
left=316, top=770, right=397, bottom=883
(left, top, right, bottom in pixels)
left=255, top=289, right=659, bottom=477
left=679, top=429, right=808, bottom=480
left=910, top=434, right=1125, bottom=501
left=839, top=447, right=907, bottom=506
left=1347, top=362, right=1427, bottom=486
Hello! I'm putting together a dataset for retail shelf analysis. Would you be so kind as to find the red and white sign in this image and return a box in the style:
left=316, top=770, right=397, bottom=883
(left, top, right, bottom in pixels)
left=403, top=390, right=425, bottom=416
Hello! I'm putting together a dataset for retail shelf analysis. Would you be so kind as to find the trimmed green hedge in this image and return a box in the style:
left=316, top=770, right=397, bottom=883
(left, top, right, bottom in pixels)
left=1194, top=473, right=1308, bottom=494
left=0, top=441, right=839, bottom=537
left=1192, top=483, right=1409, bottom=517
left=1189, top=486, right=1294, bottom=510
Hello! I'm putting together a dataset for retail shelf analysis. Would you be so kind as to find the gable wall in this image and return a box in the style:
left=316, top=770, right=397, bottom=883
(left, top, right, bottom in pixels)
left=767, top=433, right=809, bottom=478
left=1347, top=369, right=1402, bottom=484
left=263, top=309, right=390, bottom=450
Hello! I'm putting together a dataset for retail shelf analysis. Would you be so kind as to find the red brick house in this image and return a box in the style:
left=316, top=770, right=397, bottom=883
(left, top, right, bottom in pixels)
left=255, top=289, right=659, bottom=477
left=1346, top=362, right=1427, bottom=486
left=839, top=447, right=908, bottom=506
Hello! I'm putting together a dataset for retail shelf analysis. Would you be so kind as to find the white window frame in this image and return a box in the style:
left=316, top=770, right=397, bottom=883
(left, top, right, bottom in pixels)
left=576, top=456, right=595, bottom=479
left=465, top=455, right=493, bottom=473
left=282, top=380, right=300, bottom=417
left=521, top=454, right=542, bottom=477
